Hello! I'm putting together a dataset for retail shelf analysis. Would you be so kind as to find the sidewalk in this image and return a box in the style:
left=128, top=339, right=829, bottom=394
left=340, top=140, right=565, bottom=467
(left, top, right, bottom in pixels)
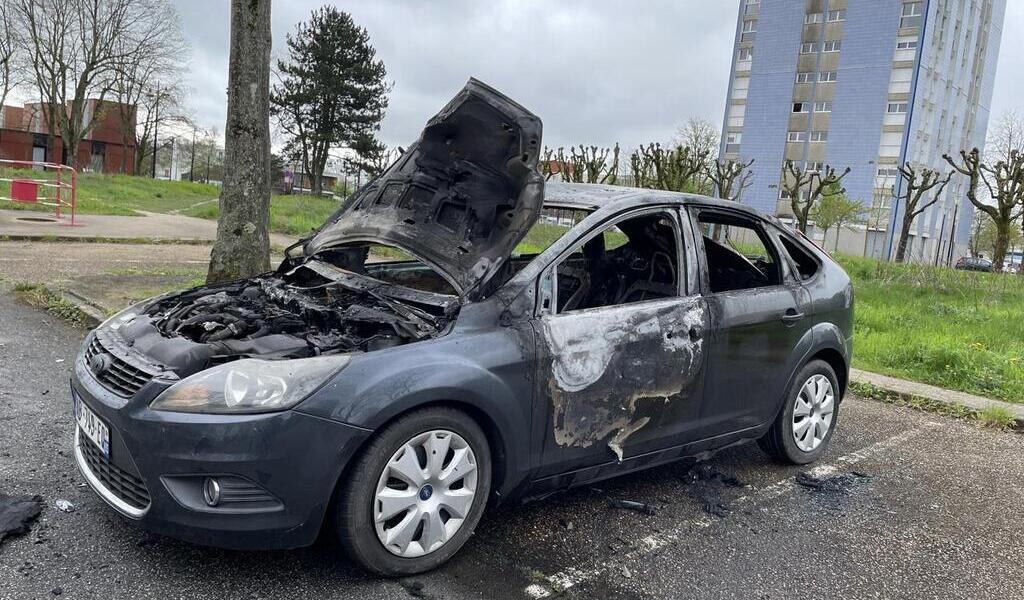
left=0, top=208, right=298, bottom=247
left=851, top=368, right=1024, bottom=424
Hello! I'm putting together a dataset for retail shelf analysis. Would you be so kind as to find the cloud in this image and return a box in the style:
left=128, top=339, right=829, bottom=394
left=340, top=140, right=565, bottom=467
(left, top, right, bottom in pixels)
left=172, top=0, right=1019, bottom=151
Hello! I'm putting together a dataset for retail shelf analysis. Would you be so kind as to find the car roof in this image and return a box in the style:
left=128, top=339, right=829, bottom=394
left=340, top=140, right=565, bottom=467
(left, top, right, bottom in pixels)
left=543, top=181, right=775, bottom=221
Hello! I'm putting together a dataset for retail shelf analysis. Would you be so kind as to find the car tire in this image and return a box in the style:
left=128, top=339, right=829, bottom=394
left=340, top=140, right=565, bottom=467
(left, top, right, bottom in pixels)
left=336, top=406, right=491, bottom=576
left=758, top=359, right=841, bottom=465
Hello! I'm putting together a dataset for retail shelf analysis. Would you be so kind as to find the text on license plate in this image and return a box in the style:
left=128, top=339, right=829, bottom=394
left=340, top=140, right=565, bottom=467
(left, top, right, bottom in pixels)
left=73, top=394, right=110, bottom=458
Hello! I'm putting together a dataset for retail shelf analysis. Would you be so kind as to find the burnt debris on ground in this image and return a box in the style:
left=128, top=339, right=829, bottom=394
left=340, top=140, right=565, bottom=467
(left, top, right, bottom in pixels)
left=795, top=471, right=872, bottom=496
left=0, top=493, right=43, bottom=544
left=681, top=463, right=746, bottom=518
left=608, top=498, right=658, bottom=516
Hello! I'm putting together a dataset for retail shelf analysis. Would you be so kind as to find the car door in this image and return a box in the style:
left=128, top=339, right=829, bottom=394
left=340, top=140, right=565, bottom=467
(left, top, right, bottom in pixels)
left=530, top=206, right=709, bottom=478
left=689, top=207, right=814, bottom=438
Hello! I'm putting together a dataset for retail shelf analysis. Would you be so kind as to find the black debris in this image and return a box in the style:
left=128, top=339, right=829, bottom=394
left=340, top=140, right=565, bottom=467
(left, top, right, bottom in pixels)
left=0, top=493, right=44, bottom=544
left=400, top=580, right=431, bottom=598
left=608, top=498, right=657, bottom=516
left=51, top=587, right=62, bottom=596
left=681, top=463, right=745, bottom=518
left=795, top=471, right=872, bottom=494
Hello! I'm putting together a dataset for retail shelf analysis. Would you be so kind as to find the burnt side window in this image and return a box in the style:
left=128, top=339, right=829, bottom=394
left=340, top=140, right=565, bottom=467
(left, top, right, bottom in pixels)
left=697, top=212, right=782, bottom=293
left=551, top=211, right=680, bottom=313
left=779, top=235, right=820, bottom=280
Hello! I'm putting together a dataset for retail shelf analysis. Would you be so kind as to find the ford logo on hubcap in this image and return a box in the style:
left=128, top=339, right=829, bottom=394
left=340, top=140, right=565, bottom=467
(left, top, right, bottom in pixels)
left=419, top=484, right=433, bottom=501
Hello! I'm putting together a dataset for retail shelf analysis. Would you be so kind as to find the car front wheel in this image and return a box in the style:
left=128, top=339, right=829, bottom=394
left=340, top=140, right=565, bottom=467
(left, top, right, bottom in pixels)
left=336, top=407, right=491, bottom=576
left=758, top=359, right=840, bottom=464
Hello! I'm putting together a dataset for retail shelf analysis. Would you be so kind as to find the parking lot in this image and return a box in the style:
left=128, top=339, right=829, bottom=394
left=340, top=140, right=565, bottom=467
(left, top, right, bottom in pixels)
left=1, top=287, right=1022, bottom=600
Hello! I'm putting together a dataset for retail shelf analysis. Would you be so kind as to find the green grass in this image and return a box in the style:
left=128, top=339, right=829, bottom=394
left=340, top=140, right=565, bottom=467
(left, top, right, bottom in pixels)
left=184, top=194, right=340, bottom=237
left=0, top=169, right=219, bottom=216
left=838, top=255, right=1024, bottom=403
left=13, top=283, right=92, bottom=327
left=850, top=381, right=1020, bottom=430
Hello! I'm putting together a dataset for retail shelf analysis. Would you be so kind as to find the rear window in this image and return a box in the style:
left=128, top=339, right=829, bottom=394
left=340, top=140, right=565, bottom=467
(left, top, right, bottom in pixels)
left=778, top=235, right=820, bottom=280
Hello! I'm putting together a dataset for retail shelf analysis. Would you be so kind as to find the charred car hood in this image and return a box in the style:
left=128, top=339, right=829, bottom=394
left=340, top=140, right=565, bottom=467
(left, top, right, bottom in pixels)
left=303, top=78, right=544, bottom=298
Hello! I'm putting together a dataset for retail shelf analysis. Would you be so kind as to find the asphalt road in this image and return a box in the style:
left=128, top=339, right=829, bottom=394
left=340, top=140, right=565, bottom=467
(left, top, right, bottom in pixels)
left=1, top=285, right=1022, bottom=600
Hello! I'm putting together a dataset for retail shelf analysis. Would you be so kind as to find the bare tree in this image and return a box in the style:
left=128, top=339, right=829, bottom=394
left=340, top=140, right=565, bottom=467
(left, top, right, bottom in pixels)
left=0, top=8, right=22, bottom=111
left=629, top=143, right=709, bottom=192
left=708, top=158, right=754, bottom=202
left=781, top=161, right=852, bottom=233
left=674, top=118, right=719, bottom=193
left=944, top=148, right=1024, bottom=271
left=207, top=0, right=272, bottom=283
left=988, top=110, right=1024, bottom=164
left=540, top=144, right=620, bottom=184
left=13, top=0, right=180, bottom=169
left=891, top=164, right=952, bottom=262
left=109, top=6, right=188, bottom=175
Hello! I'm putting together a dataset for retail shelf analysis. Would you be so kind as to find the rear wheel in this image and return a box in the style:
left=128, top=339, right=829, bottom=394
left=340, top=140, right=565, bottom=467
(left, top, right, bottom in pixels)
left=336, top=407, right=491, bottom=576
left=759, top=360, right=840, bottom=464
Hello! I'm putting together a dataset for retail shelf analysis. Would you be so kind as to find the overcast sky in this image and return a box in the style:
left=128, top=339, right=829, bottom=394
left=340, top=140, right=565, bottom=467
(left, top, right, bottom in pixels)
left=175, top=0, right=1024, bottom=151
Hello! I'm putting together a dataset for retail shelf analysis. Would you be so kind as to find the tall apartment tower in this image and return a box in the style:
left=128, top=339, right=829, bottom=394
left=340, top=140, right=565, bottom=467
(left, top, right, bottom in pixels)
left=719, top=0, right=1005, bottom=262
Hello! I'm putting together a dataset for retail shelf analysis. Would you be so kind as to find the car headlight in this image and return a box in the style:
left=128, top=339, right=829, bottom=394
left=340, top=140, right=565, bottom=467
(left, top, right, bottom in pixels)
left=150, top=355, right=349, bottom=414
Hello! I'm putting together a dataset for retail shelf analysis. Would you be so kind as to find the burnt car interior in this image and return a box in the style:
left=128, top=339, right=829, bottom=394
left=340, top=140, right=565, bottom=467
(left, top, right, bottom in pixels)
left=697, top=212, right=783, bottom=293
left=553, top=212, right=679, bottom=312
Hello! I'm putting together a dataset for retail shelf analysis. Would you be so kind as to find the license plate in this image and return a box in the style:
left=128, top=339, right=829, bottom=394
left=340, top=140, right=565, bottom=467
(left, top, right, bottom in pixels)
left=73, top=393, right=110, bottom=458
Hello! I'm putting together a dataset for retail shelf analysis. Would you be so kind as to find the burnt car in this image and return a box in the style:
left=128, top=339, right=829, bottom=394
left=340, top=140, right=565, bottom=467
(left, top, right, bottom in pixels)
left=70, top=80, right=853, bottom=576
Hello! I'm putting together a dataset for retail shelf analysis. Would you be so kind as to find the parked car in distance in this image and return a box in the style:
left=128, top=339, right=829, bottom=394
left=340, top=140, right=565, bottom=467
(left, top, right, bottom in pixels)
left=955, top=256, right=993, bottom=272
left=70, top=80, right=854, bottom=576
left=1002, top=252, right=1022, bottom=274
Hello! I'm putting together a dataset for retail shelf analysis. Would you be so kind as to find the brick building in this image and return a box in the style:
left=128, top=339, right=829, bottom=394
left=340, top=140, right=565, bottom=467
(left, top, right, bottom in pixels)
left=0, top=99, right=137, bottom=174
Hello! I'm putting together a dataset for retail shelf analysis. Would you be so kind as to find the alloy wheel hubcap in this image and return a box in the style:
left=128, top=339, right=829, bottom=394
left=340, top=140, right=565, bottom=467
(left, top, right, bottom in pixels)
left=792, top=374, right=835, bottom=452
left=373, top=430, right=478, bottom=558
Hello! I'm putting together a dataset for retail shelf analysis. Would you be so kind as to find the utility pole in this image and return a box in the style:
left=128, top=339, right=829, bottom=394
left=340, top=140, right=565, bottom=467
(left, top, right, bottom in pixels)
left=151, top=83, right=161, bottom=179
left=189, top=125, right=197, bottom=182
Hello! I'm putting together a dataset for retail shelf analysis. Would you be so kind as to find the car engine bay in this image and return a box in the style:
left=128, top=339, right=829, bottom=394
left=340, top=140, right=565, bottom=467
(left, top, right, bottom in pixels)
left=118, top=256, right=460, bottom=377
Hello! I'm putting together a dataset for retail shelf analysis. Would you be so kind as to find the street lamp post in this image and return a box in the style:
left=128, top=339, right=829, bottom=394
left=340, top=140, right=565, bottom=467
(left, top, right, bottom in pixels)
left=151, top=83, right=161, bottom=179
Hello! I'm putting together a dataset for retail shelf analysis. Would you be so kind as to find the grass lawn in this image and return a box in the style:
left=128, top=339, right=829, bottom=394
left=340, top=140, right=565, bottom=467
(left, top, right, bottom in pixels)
left=838, top=255, right=1024, bottom=403
left=184, top=194, right=340, bottom=237
left=0, top=170, right=219, bottom=216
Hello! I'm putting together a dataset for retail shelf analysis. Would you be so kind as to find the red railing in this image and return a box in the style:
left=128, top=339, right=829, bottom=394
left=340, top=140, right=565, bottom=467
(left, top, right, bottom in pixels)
left=0, top=159, right=78, bottom=226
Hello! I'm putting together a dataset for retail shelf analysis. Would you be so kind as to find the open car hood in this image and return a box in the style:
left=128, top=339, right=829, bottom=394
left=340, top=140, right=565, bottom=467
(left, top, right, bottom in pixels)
left=303, top=78, right=544, bottom=298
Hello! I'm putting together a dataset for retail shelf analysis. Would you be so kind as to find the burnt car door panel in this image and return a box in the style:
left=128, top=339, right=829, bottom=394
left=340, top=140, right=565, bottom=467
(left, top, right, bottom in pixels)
left=529, top=207, right=708, bottom=478
left=690, top=208, right=814, bottom=437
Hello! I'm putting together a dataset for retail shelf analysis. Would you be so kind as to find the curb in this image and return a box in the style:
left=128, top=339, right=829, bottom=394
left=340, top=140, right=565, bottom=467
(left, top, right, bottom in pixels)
left=56, top=287, right=106, bottom=327
left=0, top=234, right=213, bottom=246
left=850, top=369, right=1024, bottom=428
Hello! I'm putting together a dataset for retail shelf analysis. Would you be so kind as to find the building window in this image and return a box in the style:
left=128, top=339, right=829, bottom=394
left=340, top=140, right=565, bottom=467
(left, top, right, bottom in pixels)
left=805, top=12, right=824, bottom=24
left=738, top=48, right=754, bottom=61
left=800, top=42, right=818, bottom=54
left=814, top=101, right=832, bottom=112
left=901, top=2, right=923, bottom=28
left=810, top=131, right=828, bottom=142
left=788, top=131, right=807, bottom=142
left=823, top=40, right=841, bottom=52
left=827, top=10, right=846, bottom=22
left=897, top=40, right=919, bottom=49
left=806, top=162, right=825, bottom=173
left=792, top=102, right=809, bottom=113
left=877, top=167, right=899, bottom=177
left=796, top=72, right=815, bottom=83
left=887, top=102, right=908, bottom=113
left=819, top=71, right=838, bottom=82
left=742, top=19, right=757, bottom=33
left=726, top=132, right=741, bottom=154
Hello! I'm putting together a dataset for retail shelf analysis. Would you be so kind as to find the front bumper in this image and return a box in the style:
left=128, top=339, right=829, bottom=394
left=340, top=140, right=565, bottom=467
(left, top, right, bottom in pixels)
left=71, top=350, right=372, bottom=550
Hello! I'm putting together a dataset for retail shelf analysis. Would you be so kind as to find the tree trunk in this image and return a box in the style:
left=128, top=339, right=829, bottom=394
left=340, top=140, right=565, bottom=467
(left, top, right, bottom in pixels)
left=894, top=213, right=914, bottom=263
left=991, top=219, right=1010, bottom=272
left=207, top=0, right=273, bottom=284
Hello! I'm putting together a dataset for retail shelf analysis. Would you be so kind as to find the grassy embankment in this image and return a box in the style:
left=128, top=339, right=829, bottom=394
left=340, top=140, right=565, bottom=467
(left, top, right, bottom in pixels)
left=0, top=169, right=340, bottom=236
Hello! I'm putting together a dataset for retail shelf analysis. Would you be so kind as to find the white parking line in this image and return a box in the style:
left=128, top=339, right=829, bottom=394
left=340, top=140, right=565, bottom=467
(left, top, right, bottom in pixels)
left=523, top=422, right=943, bottom=598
